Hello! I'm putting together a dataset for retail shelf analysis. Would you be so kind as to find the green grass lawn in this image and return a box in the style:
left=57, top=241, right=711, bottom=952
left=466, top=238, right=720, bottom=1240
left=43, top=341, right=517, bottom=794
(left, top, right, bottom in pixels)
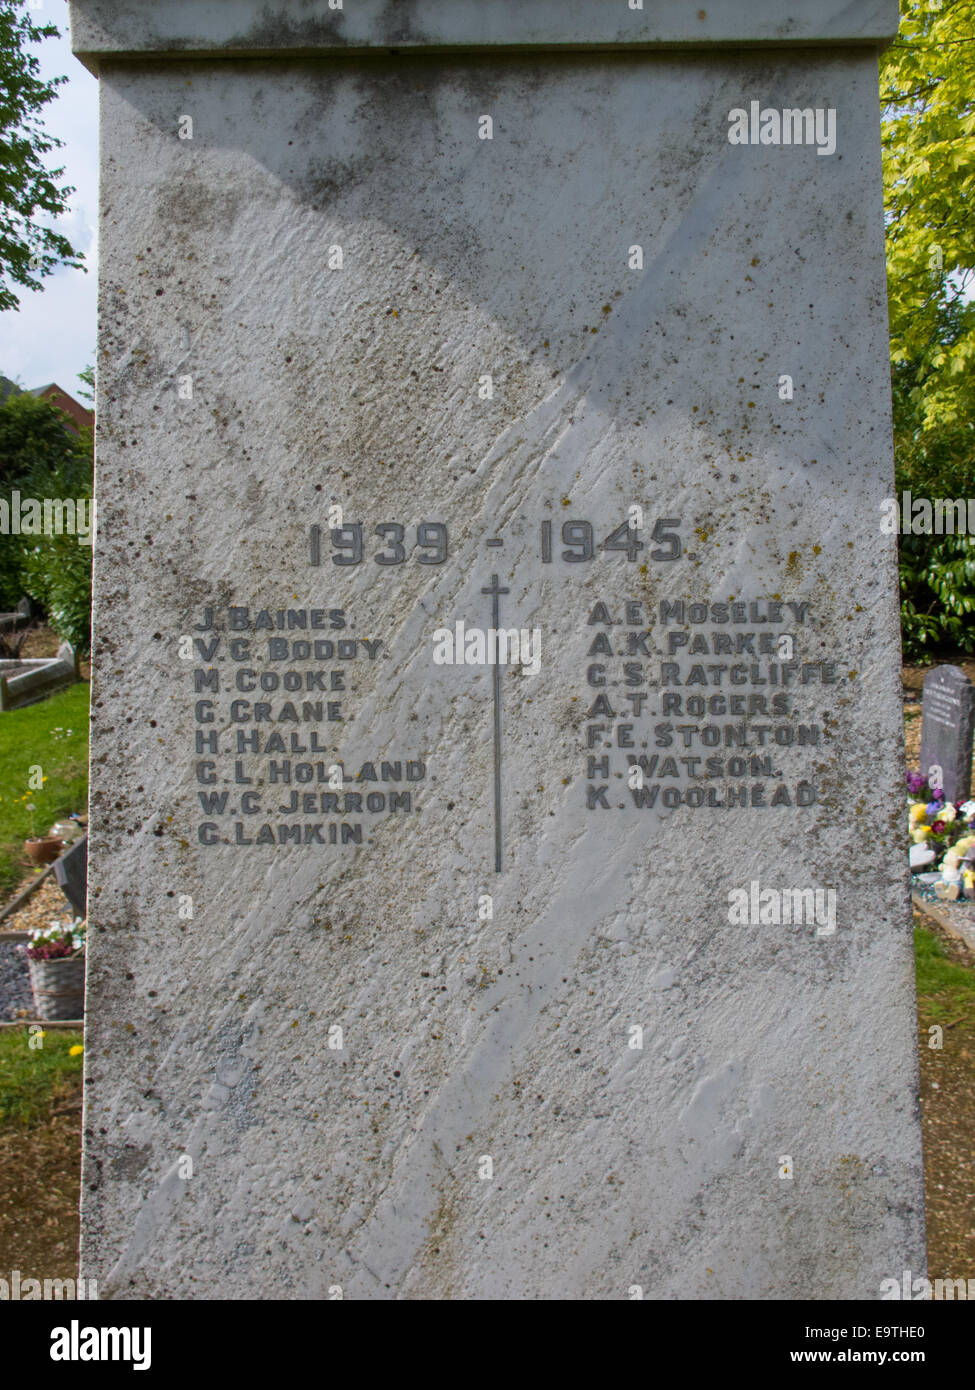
left=914, top=924, right=975, bottom=1023
left=0, top=1027, right=84, bottom=1125
left=0, top=682, right=89, bottom=898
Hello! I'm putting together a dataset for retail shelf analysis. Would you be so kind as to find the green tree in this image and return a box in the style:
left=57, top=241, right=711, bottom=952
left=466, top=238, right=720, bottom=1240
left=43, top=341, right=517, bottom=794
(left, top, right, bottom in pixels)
left=882, top=0, right=975, bottom=659
left=0, top=0, right=84, bottom=312
left=0, top=388, right=88, bottom=485
left=882, top=0, right=975, bottom=432
left=0, top=390, right=92, bottom=640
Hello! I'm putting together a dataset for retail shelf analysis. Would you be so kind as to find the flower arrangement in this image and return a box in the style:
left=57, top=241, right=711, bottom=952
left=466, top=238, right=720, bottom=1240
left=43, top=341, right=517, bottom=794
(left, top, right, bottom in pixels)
left=23, top=917, right=86, bottom=962
left=20, top=917, right=87, bottom=1021
left=906, top=771, right=975, bottom=899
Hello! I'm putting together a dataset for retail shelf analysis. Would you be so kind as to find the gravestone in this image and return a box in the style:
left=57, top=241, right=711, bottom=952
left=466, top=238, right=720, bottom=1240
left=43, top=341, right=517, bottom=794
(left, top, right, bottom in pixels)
left=0, top=642, right=80, bottom=711
left=919, top=665, right=975, bottom=806
left=54, top=834, right=88, bottom=919
left=0, top=596, right=32, bottom=634
left=72, top=0, right=925, bottom=1299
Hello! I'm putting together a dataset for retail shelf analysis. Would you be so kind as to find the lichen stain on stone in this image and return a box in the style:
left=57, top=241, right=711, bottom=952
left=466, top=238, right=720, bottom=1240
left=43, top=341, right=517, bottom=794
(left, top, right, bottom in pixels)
left=226, top=10, right=351, bottom=53
left=155, top=166, right=245, bottom=240
left=109, top=1142, right=152, bottom=1180
left=409, top=1185, right=465, bottom=1296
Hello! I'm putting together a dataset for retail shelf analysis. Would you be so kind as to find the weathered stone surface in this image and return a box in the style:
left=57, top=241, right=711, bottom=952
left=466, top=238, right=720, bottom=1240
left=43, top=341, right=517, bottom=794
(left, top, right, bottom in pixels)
left=71, top=0, right=902, bottom=71
left=920, top=666, right=975, bottom=806
left=76, top=1, right=924, bottom=1299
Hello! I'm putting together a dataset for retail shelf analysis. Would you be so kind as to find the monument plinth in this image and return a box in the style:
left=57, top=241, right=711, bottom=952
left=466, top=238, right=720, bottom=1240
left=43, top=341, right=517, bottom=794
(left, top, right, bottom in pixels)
left=73, top=0, right=925, bottom=1299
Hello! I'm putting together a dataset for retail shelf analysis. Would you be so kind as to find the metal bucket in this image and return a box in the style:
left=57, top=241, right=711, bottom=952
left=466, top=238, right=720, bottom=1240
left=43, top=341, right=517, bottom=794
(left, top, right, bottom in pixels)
left=28, top=956, right=85, bottom=1021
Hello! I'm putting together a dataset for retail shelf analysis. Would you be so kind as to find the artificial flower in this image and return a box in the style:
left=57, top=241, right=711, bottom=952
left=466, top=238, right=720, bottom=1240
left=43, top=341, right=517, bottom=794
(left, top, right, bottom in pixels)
left=24, top=917, right=86, bottom=962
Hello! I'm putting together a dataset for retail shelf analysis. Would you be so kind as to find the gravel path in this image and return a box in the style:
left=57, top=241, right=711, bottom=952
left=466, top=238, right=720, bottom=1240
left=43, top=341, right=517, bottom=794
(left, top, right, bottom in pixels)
left=0, top=939, right=32, bottom=1019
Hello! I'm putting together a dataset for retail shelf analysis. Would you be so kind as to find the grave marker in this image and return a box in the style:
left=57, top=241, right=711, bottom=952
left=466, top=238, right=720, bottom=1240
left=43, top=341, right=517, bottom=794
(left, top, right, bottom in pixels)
left=54, top=835, right=88, bottom=919
left=920, top=665, right=975, bottom=806
left=72, top=0, right=925, bottom=1299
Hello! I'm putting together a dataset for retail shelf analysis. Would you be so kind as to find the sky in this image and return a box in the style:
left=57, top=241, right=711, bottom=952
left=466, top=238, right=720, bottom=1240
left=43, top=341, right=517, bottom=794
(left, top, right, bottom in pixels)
left=0, top=0, right=98, bottom=396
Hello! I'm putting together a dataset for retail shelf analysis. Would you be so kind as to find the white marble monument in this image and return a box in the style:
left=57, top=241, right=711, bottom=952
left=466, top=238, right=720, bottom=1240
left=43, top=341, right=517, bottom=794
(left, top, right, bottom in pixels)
left=72, top=0, right=924, bottom=1299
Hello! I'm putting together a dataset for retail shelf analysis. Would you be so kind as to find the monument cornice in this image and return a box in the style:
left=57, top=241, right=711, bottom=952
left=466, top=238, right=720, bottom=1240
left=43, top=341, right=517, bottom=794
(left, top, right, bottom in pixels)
left=70, top=0, right=902, bottom=75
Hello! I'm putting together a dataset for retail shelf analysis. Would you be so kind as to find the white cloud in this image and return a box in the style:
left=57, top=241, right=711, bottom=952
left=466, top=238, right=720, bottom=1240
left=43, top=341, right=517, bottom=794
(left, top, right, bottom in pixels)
left=0, top=0, right=98, bottom=394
